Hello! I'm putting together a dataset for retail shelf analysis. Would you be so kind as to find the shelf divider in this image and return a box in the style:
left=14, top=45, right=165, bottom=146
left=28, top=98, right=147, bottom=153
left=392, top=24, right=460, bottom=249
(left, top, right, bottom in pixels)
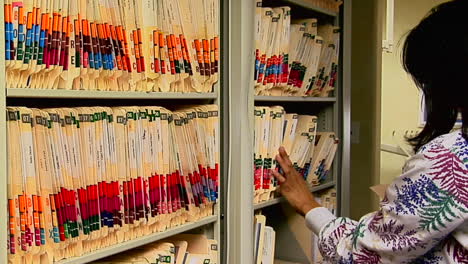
left=254, top=181, right=336, bottom=210
left=7, top=88, right=217, bottom=100
left=254, top=96, right=336, bottom=102
left=57, top=215, right=218, bottom=264
left=281, top=0, right=338, bottom=16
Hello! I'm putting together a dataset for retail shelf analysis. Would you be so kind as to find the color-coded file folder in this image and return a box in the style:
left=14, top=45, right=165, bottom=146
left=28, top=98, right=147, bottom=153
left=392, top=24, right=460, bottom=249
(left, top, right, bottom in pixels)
left=7, top=104, right=219, bottom=263
left=4, top=0, right=219, bottom=92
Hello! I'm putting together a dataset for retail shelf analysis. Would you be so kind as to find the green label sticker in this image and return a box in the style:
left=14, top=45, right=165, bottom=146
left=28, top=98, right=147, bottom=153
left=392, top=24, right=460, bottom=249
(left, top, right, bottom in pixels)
left=65, top=116, right=72, bottom=125
left=8, top=111, right=16, bottom=121
left=255, top=158, right=263, bottom=168
left=50, top=113, right=59, bottom=122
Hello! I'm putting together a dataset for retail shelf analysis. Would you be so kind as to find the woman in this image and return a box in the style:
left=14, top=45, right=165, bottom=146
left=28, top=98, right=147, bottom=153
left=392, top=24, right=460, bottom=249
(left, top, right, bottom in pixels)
left=273, top=1, right=468, bottom=263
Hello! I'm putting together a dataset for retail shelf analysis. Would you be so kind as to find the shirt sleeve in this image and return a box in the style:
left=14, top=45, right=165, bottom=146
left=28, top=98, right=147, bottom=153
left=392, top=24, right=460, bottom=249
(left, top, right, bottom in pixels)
left=310, top=142, right=468, bottom=263
left=305, top=207, right=336, bottom=235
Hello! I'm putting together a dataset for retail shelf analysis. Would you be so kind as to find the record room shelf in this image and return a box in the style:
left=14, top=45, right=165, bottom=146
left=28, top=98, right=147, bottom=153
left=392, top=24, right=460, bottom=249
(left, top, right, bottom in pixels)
left=253, top=181, right=336, bottom=210
left=227, top=0, right=350, bottom=262
left=7, top=88, right=218, bottom=100
left=58, top=215, right=218, bottom=264
left=280, top=0, right=338, bottom=17
left=254, top=96, right=336, bottom=102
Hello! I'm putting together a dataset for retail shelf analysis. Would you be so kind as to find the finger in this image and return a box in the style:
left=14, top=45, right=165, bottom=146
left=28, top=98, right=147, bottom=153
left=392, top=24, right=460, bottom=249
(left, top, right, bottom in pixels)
left=272, top=170, right=286, bottom=184
left=275, top=154, right=291, bottom=174
left=279, top=146, right=293, bottom=167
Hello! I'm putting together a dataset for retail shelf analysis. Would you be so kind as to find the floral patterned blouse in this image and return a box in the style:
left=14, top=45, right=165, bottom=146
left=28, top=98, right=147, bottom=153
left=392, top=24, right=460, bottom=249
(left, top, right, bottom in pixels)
left=306, top=131, right=468, bottom=263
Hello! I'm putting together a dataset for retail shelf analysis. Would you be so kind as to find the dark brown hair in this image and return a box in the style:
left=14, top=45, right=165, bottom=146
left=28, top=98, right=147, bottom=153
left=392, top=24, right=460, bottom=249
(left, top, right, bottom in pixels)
left=402, top=0, right=468, bottom=152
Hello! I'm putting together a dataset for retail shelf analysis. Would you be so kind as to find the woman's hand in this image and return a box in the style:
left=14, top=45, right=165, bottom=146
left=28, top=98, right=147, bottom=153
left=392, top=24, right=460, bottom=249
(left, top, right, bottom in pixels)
left=272, top=147, right=321, bottom=216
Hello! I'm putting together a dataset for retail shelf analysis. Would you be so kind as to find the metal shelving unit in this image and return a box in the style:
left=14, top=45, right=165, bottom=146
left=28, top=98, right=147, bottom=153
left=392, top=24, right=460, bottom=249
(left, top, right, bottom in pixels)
left=227, top=0, right=350, bottom=263
left=0, top=0, right=225, bottom=262
left=1, top=0, right=351, bottom=263
left=253, top=181, right=336, bottom=210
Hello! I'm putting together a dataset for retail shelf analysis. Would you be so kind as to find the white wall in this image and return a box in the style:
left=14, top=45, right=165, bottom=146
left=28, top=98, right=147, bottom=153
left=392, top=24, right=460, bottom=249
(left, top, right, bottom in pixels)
left=380, top=0, right=446, bottom=184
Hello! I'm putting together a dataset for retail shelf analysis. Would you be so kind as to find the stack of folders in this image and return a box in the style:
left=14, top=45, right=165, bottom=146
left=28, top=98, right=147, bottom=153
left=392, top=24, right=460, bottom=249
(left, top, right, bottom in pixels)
left=254, top=214, right=276, bottom=264
left=254, top=106, right=339, bottom=203
left=4, top=0, right=219, bottom=92
left=311, top=188, right=337, bottom=263
left=7, top=105, right=219, bottom=263
left=93, top=234, right=218, bottom=264
left=253, top=1, right=340, bottom=97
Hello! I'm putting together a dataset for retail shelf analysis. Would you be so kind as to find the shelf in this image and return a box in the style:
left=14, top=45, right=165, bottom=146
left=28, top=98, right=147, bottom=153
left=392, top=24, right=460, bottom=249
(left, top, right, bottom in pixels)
left=255, top=96, right=336, bottom=102
left=281, top=0, right=338, bottom=17
left=6, top=88, right=217, bottom=100
left=57, top=215, right=218, bottom=264
left=254, top=181, right=336, bottom=210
